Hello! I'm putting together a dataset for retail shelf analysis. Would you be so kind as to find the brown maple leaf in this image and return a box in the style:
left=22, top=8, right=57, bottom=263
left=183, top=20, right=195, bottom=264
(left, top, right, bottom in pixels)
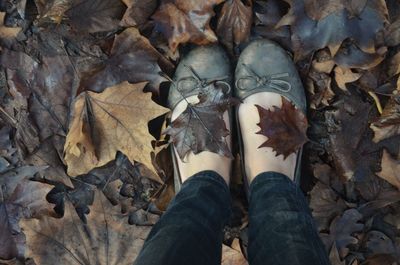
left=377, top=150, right=400, bottom=190
left=36, top=0, right=126, bottom=33
left=216, top=0, right=253, bottom=54
left=64, top=81, right=169, bottom=178
left=277, top=0, right=388, bottom=60
left=20, top=191, right=155, bottom=265
left=152, top=0, right=224, bottom=52
left=255, top=97, right=308, bottom=159
left=79, top=28, right=174, bottom=95
left=163, top=90, right=238, bottom=160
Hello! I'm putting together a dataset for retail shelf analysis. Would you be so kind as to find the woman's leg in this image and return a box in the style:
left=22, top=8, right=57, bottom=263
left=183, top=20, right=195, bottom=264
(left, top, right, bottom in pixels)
left=238, top=93, right=330, bottom=265
left=248, top=172, right=330, bottom=265
left=134, top=170, right=231, bottom=265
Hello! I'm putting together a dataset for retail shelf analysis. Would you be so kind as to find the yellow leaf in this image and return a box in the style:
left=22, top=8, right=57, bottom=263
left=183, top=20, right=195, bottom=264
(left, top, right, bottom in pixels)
left=64, top=81, right=169, bottom=178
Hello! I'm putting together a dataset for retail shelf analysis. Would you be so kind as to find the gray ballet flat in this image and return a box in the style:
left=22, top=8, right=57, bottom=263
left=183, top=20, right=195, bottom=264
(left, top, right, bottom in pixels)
left=167, top=45, right=232, bottom=192
left=234, top=39, right=307, bottom=195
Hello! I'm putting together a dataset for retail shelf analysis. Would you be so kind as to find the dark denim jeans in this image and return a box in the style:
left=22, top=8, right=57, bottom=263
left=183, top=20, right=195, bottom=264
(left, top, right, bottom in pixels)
left=134, top=171, right=330, bottom=265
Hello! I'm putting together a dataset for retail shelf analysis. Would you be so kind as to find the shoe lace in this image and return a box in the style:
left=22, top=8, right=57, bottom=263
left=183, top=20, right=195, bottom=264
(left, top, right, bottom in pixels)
left=171, top=65, right=232, bottom=95
left=235, top=64, right=292, bottom=93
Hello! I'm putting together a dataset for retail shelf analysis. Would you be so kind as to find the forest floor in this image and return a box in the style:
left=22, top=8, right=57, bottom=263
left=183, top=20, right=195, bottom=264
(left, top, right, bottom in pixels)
left=1, top=0, right=400, bottom=264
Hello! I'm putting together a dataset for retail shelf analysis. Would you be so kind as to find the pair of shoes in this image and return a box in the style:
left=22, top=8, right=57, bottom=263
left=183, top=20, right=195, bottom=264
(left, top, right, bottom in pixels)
left=167, top=39, right=307, bottom=193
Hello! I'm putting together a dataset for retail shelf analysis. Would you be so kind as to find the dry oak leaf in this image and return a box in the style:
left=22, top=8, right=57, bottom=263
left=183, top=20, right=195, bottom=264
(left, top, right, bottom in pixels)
left=326, top=209, right=364, bottom=259
left=278, top=0, right=388, bottom=59
left=255, top=97, right=308, bottom=159
left=377, top=150, right=400, bottom=190
left=216, top=0, right=253, bottom=54
left=164, top=90, right=237, bottom=160
left=152, top=0, right=225, bottom=52
left=20, top=191, right=151, bottom=265
left=370, top=92, right=400, bottom=142
left=64, top=81, right=169, bottom=178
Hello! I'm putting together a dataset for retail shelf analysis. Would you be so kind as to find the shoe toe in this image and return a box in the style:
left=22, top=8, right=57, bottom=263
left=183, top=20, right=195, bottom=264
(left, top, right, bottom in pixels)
left=235, top=39, right=306, bottom=112
left=168, top=45, right=232, bottom=109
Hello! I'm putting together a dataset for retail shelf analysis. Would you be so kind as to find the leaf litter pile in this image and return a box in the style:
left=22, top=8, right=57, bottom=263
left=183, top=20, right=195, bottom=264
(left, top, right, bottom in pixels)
left=1, top=0, right=400, bottom=264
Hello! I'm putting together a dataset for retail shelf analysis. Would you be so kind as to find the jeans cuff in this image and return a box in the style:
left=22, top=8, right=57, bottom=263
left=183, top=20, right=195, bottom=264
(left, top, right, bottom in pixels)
left=250, top=171, right=296, bottom=192
left=182, top=170, right=230, bottom=192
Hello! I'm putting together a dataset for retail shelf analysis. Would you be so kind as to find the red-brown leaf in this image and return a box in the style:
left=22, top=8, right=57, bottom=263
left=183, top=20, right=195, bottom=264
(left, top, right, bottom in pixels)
left=164, top=89, right=238, bottom=160
left=152, top=0, right=224, bottom=52
left=255, top=97, right=308, bottom=158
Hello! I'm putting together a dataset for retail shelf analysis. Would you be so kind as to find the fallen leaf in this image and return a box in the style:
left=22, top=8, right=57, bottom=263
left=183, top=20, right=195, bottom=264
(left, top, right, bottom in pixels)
left=333, top=41, right=387, bottom=70
left=377, top=150, right=400, bottom=190
left=256, top=96, right=308, bottom=159
left=334, top=66, right=362, bottom=91
left=278, top=0, right=388, bottom=59
left=388, top=51, right=400, bottom=78
left=361, top=254, right=399, bottom=265
left=120, top=0, right=157, bottom=27
left=0, top=165, right=56, bottom=260
left=152, top=0, right=224, bottom=52
left=328, top=209, right=364, bottom=258
left=364, top=230, right=399, bottom=258
left=216, top=0, right=253, bottom=54
left=309, top=181, right=347, bottom=231
left=325, top=93, right=372, bottom=181
left=0, top=12, right=21, bottom=48
left=385, top=18, right=400, bottom=47
left=371, top=92, right=400, bottom=142
left=164, top=89, right=237, bottom=160
left=329, top=243, right=346, bottom=265
left=37, top=0, right=126, bottom=33
left=20, top=191, right=151, bottom=265
left=304, top=0, right=368, bottom=21
left=221, top=241, right=248, bottom=265
left=0, top=204, right=18, bottom=260
left=253, top=0, right=292, bottom=50
left=312, top=49, right=336, bottom=74
left=307, top=69, right=335, bottom=109
left=64, top=81, right=169, bottom=177
left=79, top=28, right=173, bottom=95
